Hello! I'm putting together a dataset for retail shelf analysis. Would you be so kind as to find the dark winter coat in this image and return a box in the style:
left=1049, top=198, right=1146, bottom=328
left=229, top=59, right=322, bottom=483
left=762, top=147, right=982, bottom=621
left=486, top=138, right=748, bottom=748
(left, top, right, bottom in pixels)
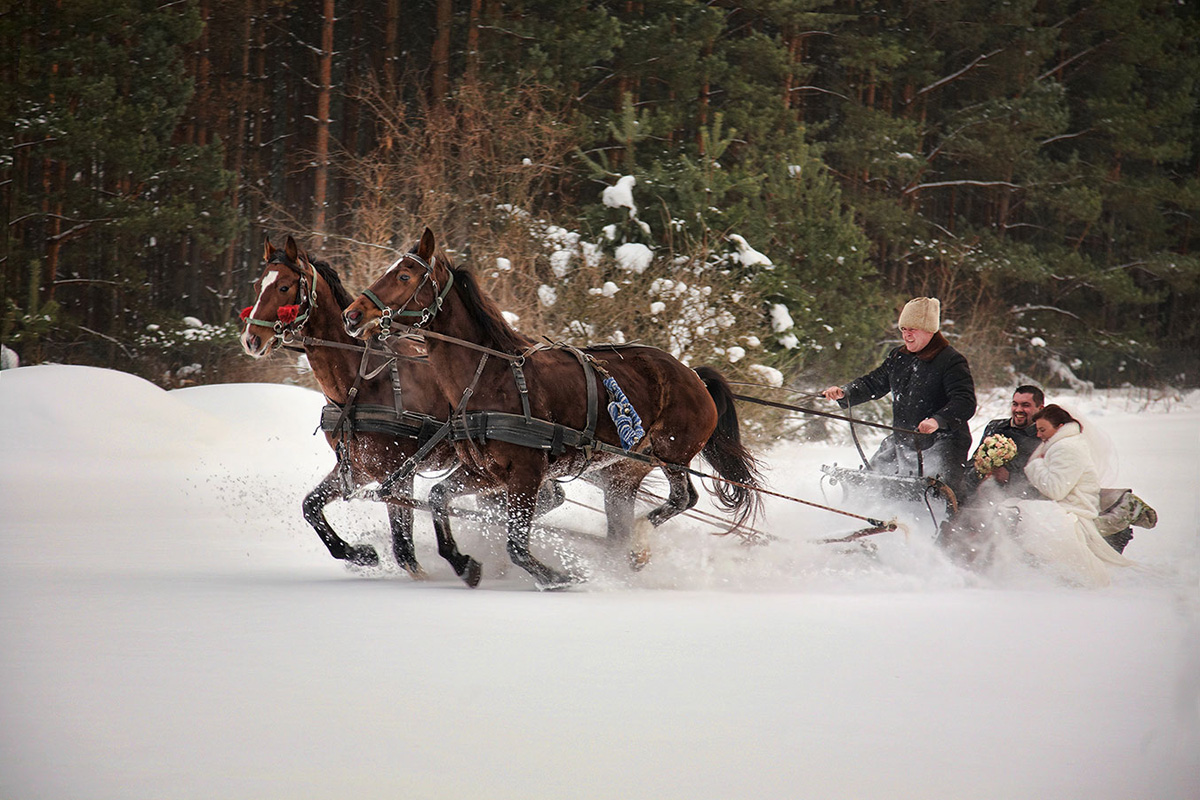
left=961, top=416, right=1042, bottom=501
left=838, top=333, right=976, bottom=487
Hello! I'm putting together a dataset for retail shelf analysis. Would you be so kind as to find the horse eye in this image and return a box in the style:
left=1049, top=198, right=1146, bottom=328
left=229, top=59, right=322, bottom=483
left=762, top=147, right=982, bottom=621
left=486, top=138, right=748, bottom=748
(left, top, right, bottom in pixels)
left=398, top=273, right=411, bottom=282
left=279, top=283, right=290, bottom=293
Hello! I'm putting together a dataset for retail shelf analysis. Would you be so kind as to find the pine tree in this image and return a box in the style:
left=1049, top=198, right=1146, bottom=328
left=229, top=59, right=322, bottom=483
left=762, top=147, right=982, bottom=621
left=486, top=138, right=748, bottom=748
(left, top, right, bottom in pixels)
left=2, top=0, right=236, bottom=369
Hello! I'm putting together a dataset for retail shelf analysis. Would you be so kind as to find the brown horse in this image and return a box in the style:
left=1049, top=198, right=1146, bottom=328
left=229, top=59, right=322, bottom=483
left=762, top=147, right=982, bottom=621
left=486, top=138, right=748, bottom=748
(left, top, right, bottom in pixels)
left=343, top=228, right=761, bottom=589
left=241, top=236, right=482, bottom=585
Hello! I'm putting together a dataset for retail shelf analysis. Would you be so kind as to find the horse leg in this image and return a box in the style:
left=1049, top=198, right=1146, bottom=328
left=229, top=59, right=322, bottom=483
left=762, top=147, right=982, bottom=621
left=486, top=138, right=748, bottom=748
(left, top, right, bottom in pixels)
left=505, top=480, right=577, bottom=590
left=384, top=477, right=426, bottom=579
left=533, top=479, right=567, bottom=518
left=595, top=463, right=652, bottom=570
left=646, top=468, right=699, bottom=527
left=428, top=472, right=483, bottom=588
left=302, top=469, right=380, bottom=567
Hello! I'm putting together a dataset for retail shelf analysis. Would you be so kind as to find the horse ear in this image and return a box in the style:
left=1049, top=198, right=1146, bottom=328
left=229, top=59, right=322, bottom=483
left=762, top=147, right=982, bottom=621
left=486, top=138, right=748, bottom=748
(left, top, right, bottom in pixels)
left=263, top=236, right=275, bottom=261
left=284, top=236, right=299, bottom=263
left=417, top=227, right=436, bottom=261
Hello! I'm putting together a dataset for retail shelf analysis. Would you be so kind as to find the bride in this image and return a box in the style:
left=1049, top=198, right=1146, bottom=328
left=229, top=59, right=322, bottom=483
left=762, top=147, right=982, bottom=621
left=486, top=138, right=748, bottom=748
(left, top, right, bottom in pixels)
left=1005, top=404, right=1133, bottom=587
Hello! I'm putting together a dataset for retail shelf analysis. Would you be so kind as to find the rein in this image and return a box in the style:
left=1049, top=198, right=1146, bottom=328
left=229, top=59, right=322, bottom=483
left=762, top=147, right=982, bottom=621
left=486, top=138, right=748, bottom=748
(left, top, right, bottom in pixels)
left=585, top=438, right=897, bottom=531
left=731, top=393, right=922, bottom=437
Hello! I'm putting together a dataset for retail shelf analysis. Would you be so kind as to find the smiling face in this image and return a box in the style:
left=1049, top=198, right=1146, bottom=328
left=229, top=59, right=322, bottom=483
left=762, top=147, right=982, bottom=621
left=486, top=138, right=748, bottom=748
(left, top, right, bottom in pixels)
left=241, top=237, right=308, bottom=358
left=1010, top=391, right=1043, bottom=428
left=343, top=228, right=440, bottom=339
left=899, top=326, right=935, bottom=353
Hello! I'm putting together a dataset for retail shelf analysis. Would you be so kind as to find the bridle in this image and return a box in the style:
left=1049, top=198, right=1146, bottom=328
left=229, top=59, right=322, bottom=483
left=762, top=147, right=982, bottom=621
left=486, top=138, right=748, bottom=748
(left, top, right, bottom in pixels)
left=359, top=252, right=454, bottom=334
left=241, top=255, right=318, bottom=344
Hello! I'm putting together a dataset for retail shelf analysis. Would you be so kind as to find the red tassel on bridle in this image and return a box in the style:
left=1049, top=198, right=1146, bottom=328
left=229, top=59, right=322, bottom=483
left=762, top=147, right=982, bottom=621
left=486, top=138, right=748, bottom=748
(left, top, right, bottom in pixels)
left=240, top=305, right=299, bottom=325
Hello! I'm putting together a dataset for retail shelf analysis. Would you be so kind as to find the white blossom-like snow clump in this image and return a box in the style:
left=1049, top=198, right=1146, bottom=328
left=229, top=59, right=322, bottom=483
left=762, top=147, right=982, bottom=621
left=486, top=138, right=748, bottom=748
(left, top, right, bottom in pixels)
left=502, top=311, right=520, bottom=327
left=728, top=234, right=773, bottom=269
left=770, top=303, right=795, bottom=333
left=748, top=364, right=784, bottom=387
left=537, top=285, right=557, bottom=307
left=615, top=242, right=653, bottom=274
left=1, top=344, right=19, bottom=370
left=550, top=250, right=573, bottom=278
left=602, top=175, right=638, bottom=218
left=727, top=346, right=746, bottom=363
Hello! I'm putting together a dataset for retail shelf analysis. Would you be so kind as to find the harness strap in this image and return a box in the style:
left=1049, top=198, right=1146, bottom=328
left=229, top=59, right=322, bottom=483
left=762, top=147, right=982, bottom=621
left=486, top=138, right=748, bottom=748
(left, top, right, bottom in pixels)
left=572, top=348, right=600, bottom=446
left=374, top=352, right=490, bottom=498
left=375, top=417, right=455, bottom=497
left=326, top=344, right=370, bottom=446
left=390, top=360, right=404, bottom=412
left=519, top=340, right=600, bottom=448
left=510, top=361, right=532, bottom=422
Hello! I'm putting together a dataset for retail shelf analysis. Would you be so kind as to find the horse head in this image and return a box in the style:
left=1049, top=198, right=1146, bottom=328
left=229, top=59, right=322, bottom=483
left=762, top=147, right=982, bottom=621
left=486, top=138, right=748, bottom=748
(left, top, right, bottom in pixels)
left=241, top=235, right=316, bottom=357
left=343, top=227, right=451, bottom=339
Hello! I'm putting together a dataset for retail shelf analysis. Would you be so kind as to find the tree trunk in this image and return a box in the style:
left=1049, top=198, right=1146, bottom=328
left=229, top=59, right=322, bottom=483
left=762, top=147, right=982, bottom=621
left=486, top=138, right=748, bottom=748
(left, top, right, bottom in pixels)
left=465, top=0, right=481, bottom=88
left=431, top=0, right=452, bottom=108
left=384, top=0, right=400, bottom=94
left=312, top=0, right=335, bottom=241
left=221, top=0, right=256, bottom=306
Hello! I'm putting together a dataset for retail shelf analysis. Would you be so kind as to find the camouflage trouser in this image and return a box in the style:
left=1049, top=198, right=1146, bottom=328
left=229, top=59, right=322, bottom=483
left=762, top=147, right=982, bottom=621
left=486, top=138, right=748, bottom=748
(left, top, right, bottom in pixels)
left=1095, top=489, right=1157, bottom=554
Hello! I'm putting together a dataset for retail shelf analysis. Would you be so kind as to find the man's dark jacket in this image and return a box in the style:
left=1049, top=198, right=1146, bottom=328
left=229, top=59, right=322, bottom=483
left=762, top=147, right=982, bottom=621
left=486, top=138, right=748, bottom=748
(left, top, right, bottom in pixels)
left=962, top=416, right=1042, bottom=500
left=839, top=333, right=976, bottom=485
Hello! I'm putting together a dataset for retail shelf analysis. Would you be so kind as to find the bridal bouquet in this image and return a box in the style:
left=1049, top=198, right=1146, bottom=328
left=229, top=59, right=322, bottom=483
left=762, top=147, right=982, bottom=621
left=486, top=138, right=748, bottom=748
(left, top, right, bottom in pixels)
left=974, top=434, right=1018, bottom=478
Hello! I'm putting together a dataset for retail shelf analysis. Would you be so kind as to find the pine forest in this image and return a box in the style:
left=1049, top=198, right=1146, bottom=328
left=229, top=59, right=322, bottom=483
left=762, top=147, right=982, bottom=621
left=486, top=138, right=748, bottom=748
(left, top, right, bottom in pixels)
left=4, top=0, right=1199, bottom=405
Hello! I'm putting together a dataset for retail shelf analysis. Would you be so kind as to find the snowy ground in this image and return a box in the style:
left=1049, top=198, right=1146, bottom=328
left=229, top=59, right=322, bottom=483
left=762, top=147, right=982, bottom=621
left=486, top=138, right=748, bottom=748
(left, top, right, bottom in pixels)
left=1, top=364, right=1197, bottom=799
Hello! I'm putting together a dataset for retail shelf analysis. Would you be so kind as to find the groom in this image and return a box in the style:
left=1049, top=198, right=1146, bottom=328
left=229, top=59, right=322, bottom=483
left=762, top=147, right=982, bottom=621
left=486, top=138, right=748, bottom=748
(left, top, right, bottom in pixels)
left=958, top=384, right=1045, bottom=505
left=939, top=384, right=1044, bottom=563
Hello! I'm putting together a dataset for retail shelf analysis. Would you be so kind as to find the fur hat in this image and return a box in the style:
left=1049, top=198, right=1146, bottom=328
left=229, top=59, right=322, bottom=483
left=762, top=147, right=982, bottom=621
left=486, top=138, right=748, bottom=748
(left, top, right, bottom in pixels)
left=898, top=297, right=940, bottom=332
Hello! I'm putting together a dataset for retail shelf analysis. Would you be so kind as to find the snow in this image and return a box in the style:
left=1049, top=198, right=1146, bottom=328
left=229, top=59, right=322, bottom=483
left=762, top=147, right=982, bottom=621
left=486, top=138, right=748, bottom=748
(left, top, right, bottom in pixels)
left=770, top=302, right=795, bottom=333
left=747, top=363, right=785, bottom=388
left=728, top=233, right=773, bottom=269
left=614, top=241, right=653, bottom=274
left=1, top=365, right=1198, bottom=800
left=602, top=174, right=638, bottom=218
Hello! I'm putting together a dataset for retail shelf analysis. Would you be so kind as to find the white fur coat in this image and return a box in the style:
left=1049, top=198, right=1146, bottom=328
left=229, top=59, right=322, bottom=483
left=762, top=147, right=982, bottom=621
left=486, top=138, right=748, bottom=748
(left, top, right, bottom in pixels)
left=1025, top=422, right=1101, bottom=519
left=1011, top=422, right=1132, bottom=586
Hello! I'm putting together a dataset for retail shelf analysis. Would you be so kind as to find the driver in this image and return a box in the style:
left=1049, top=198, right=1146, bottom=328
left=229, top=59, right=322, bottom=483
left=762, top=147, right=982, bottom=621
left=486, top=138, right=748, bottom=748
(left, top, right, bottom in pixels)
left=822, top=297, right=976, bottom=494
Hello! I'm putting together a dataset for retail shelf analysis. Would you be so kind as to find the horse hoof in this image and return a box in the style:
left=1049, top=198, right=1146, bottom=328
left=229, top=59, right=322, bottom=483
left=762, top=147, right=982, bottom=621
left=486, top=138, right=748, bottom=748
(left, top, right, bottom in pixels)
left=402, top=562, right=429, bottom=581
left=348, top=546, right=380, bottom=567
left=460, top=558, right=483, bottom=588
left=629, top=548, right=651, bottom=571
left=535, top=571, right=580, bottom=592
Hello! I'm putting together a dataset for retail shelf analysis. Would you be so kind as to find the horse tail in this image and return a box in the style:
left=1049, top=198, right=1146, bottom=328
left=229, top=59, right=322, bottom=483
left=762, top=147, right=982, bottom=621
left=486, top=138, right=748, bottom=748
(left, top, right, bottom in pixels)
left=694, top=366, right=763, bottom=529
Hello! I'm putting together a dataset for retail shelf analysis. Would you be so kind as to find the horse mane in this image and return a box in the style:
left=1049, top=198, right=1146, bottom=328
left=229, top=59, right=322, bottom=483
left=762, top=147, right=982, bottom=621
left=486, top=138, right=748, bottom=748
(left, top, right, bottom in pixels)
left=268, top=250, right=355, bottom=310
left=308, top=258, right=356, bottom=310
left=446, top=261, right=533, bottom=354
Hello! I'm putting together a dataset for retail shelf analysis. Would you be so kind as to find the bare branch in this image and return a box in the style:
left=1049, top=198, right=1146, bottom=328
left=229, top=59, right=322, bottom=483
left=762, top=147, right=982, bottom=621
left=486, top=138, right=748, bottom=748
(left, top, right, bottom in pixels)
left=789, top=85, right=850, bottom=101
left=903, top=179, right=1022, bottom=195
left=1009, top=304, right=1085, bottom=323
left=1039, top=129, right=1092, bottom=147
left=1036, top=45, right=1099, bottom=82
left=907, top=49, right=1004, bottom=104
